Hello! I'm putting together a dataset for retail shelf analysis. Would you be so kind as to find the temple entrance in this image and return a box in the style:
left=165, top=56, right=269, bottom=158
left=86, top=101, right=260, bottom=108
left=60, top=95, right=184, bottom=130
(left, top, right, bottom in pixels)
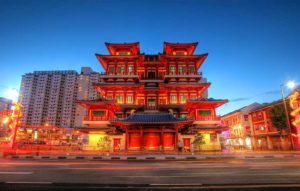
left=144, top=133, right=160, bottom=150
left=147, top=71, right=156, bottom=79
left=113, top=138, right=121, bottom=152
left=147, top=97, right=156, bottom=110
left=163, top=133, right=175, bottom=150
left=129, top=133, right=141, bottom=150
left=183, top=138, right=191, bottom=151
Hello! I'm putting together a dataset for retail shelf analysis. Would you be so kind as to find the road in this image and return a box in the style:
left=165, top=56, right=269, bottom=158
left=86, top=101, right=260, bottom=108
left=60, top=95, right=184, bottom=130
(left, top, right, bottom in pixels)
left=0, top=158, right=300, bottom=190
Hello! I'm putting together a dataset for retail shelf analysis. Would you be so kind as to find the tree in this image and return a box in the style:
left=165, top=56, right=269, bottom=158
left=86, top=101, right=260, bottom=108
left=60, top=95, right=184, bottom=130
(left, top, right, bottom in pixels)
left=192, top=133, right=206, bottom=151
left=97, top=136, right=111, bottom=152
left=269, top=103, right=291, bottom=136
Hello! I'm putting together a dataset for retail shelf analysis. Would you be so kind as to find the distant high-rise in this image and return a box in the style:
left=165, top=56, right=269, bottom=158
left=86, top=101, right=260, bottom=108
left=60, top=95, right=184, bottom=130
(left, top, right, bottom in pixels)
left=0, top=97, right=12, bottom=112
left=19, top=67, right=100, bottom=128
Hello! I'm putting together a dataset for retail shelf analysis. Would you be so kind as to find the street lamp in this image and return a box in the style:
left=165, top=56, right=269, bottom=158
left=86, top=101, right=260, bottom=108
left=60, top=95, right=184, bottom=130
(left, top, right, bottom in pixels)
left=280, top=80, right=296, bottom=150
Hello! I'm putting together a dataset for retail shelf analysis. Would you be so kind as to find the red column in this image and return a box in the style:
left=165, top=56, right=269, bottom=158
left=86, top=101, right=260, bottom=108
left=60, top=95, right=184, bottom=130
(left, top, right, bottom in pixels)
left=125, top=129, right=129, bottom=151
left=140, top=127, right=143, bottom=151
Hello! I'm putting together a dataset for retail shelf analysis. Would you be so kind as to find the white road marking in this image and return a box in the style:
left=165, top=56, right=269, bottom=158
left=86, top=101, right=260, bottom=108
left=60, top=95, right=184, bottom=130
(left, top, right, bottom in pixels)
left=0, top=172, right=33, bottom=175
left=5, top=181, right=52, bottom=184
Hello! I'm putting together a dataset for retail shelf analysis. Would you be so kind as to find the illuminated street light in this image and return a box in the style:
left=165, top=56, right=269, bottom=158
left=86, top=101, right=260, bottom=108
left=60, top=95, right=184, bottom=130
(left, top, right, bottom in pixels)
left=281, top=80, right=297, bottom=150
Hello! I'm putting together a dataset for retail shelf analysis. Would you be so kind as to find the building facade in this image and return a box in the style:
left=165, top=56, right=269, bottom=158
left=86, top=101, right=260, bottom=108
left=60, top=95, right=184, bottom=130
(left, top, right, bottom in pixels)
left=77, top=42, right=228, bottom=151
left=289, top=86, right=300, bottom=149
left=19, top=67, right=100, bottom=128
left=249, top=102, right=292, bottom=150
left=221, top=103, right=261, bottom=150
left=0, top=97, right=12, bottom=112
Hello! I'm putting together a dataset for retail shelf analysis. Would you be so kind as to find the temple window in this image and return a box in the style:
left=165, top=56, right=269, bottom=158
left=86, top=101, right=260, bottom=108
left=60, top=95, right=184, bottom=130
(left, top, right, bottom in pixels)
left=189, top=66, right=195, bottom=74
left=170, top=95, right=177, bottom=104
left=178, top=66, right=186, bottom=74
left=180, top=95, right=186, bottom=104
left=190, top=94, right=197, bottom=100
left=93, top=110, right=105, bottom=117
left=170, top=65, right=176, bottom=74
left=127, top=95, right=133, bottom=104
left=116, top=95, right=124, bottom=104
left=128, top=65, right=134, bottom=75
left=106, top=94, right=113, bottom=100
left=108, top=66, right=114, bottom=74
left=173, top=51, right=187, bottom=56
left=116, top=113, right=123, bottom=118
left=117, top=66, right=125, bottom=74
left=117, top=51, right=130, bottom=56
left=180, top=113, right=188, bottom=118
left=198, top=110, right=211, bottom=116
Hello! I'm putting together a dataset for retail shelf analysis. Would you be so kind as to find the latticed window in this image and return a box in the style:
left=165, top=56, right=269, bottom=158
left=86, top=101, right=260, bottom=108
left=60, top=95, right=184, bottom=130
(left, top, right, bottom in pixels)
left=170, top=65, right=175, bottom=74
left=93, top=110, right=105, bottom=116
left=116, top=95, right=124, bottom=104
left=118, top=66, right=124, bottom=74
left=189, top=66, right=195, bottom=74
left=180, top=95, right=186, bottom=103
left=128, top=66, right=133, bottom=74
left=171, top=95, right=177, bottom=104
left=108, top=66, right=114, bottom=74
left=179, top=66, right=186, bottom=74
left=198, top=110, right=211, bottom=116
left=127, top=95, right=133, bottom=103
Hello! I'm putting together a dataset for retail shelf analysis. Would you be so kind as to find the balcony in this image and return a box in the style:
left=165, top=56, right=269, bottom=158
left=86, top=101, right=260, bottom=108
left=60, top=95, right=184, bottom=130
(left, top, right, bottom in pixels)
left=100, top=72, right=139, bottom=79
left=164, top=72, right=202, bottom=79
left=193, top=115, right=222, bottom=125
left=83, top=116, right=111, bottom=125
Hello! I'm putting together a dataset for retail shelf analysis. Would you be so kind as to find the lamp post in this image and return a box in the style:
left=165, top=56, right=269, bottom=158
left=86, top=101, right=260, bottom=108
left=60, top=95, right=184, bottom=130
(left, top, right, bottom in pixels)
left=280, top=80, right=296, bottom=150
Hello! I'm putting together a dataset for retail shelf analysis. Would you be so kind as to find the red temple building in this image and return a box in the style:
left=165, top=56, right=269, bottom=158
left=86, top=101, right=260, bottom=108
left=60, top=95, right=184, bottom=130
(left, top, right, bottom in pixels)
left=77, top=42, right=228, bottom=152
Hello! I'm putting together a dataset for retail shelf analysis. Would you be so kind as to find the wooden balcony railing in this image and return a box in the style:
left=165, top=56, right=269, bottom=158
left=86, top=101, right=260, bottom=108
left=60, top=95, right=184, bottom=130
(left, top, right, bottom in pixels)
left=165, top=72, right=202, bottom=77
left=195, top=115, right=221, bottom=121
left=83, top=116, right=109, bottom=121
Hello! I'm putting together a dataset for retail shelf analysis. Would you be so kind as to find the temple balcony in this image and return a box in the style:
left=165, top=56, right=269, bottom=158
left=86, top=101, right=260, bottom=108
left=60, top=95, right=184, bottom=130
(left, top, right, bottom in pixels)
left=100, top=72, right=139, bottom=79
left=82, top=116, right=111, bottom=125
left=192, top=115, right=222, bottom=125
left=139, top=76, right=164, bottom=83
left=164, top=72, right=202, bottom=79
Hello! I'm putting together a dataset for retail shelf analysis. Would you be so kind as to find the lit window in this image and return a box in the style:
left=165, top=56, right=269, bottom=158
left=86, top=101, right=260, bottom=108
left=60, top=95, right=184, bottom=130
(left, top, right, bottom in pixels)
left=198, top=110, right=211, bottom=116
left=179, top=66, right=186, bottom=74
left=189, top=66, right=195, bottom=74
left=173, top=51, right=186, bottom=56
left=170, top=65, right=176, bottom=74
left=93, top=110, right=105, bottom=116
left=117, top=52, right=130, bottom=56
left=118, top=66, right=124, bottom=74
left=180, top=95, right=186, bottom=103
left=127, top=95, right=133, bottom=104
left=170, top=95, right=177, bottom=104
left=181, top=113, right=188, bottom=118
left=106, top=94, right=113, bottom=100
left=108, top=66, right=114, bottom=74
left=116, top=95, right=124, bottom=104
left=128, top=66, right=133, bottom=75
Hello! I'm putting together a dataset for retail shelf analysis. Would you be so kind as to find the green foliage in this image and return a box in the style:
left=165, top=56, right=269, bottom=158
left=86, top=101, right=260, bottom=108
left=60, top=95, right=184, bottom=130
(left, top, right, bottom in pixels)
left=192, top=133, right=206, bottom=150
left=269, top=103, right=290, bottom=135
left=97, top=136, right=111, bottom=151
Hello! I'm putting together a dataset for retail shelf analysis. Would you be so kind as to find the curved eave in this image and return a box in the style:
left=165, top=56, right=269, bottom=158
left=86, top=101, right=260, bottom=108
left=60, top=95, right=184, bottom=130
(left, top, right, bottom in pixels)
left=163, top=42, right=198, bottom=55
left=95, top=54, right=144, bottom=70
left=105, top=42, right=140, bottom=55
left=185, top=99, right=229, bottom=109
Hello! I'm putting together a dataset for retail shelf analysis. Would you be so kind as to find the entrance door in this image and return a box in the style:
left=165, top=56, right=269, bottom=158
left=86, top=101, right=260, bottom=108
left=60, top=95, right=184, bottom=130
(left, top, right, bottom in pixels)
left=113, top=138, right=121, bottom=152
left=129, top=133, right=141, bottom=150
left=183, top=138, right=191, bottom=151
left=147, top=97, right=156, bottom=110
left=144, top=133, right=160, bottom=150
left=163, top=133, right=174, bottom=150
left=148, top=71, right=156, bottom=79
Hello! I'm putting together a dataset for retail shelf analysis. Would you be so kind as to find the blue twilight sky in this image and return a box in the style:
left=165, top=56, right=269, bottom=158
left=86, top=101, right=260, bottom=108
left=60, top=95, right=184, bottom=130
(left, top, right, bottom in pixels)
left=0, top=0, right=299, bottom=115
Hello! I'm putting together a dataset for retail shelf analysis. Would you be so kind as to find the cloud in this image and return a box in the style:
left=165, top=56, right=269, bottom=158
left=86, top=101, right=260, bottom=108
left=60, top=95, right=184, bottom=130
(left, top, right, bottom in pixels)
left=229, top=90, right=280, bottom=102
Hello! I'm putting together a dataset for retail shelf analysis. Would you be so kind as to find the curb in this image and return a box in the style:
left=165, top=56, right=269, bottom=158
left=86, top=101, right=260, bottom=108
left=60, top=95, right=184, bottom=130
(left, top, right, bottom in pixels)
left=4, top=154, right=300, bottom=160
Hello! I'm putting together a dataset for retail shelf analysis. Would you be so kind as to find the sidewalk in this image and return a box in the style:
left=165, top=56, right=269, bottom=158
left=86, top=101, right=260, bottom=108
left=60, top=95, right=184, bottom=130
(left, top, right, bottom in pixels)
left=2, top=150, right=300, bottom=160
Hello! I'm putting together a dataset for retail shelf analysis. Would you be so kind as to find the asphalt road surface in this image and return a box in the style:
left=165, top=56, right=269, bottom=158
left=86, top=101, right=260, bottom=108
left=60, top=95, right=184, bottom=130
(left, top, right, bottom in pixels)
left=0, top=158, right=300, bottom=190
